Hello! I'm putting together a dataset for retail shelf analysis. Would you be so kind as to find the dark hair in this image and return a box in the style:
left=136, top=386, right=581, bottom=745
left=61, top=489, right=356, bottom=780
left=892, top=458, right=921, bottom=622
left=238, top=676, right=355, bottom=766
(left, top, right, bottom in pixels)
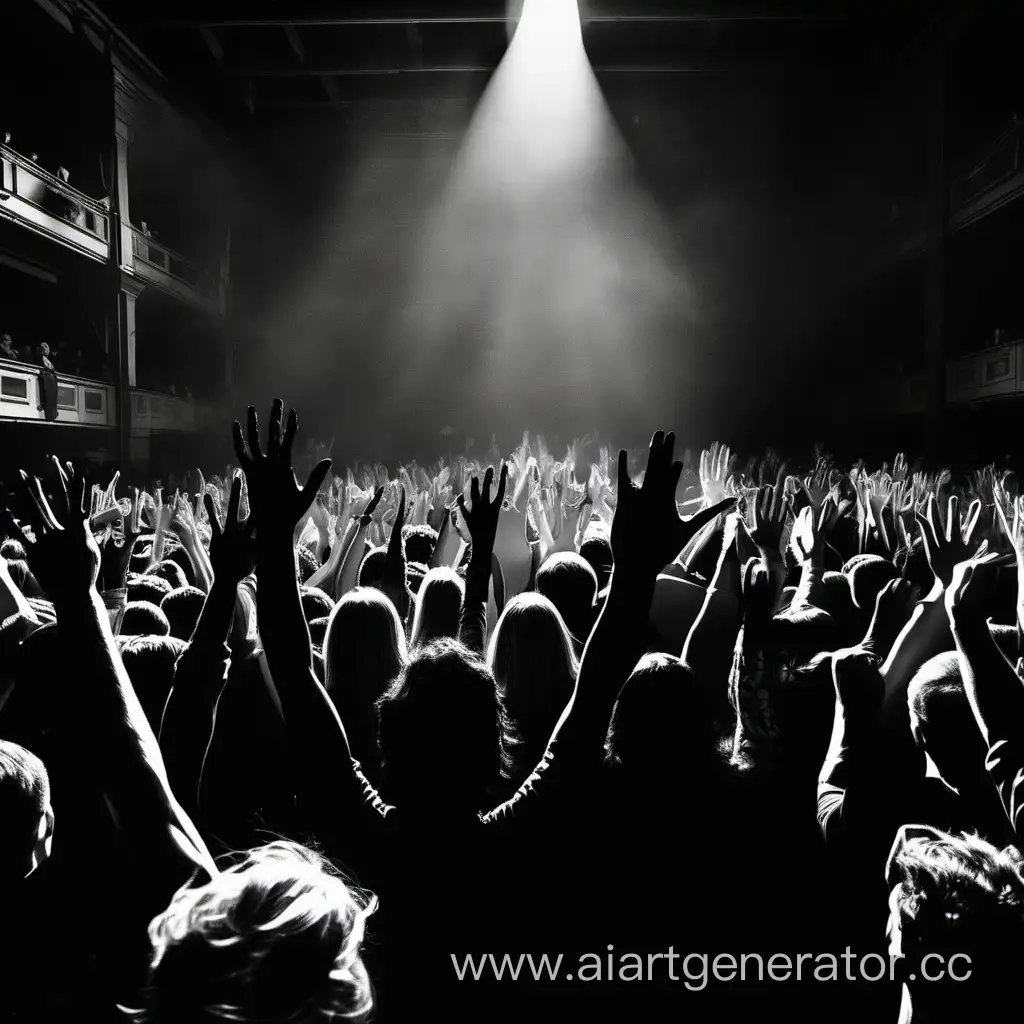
left=377, top=638, right=514, bottom=811
left=300, top=587, right=335, bottom=626
left=536, top=553, right=598, bottom=649
left=357, top=548, right=387, bottom=589
left=128, top=574, right=174, bottom=606
left=160, top=587, right=207, bottom=642
left=842, top=554, right=898, bottom=612
left=1, top=539, right=26, bottom=562
left=165, top=545, right=197, bottom=588
left=579, top=531, right=613, bottom=591
left=117, top=635, right=188, bottom=733
left=295, top=545, right=319, bottom=585
left=146, top=561, right=188, bottom=592
left=401, top=525, right=438, bottom=566
left=606, top=654, right=718, bottom=778
left=121, top=601, right=171, bottom=638
left=0, top=740, right=50, bottom=881
left=309, top=615, right=331, bottom=649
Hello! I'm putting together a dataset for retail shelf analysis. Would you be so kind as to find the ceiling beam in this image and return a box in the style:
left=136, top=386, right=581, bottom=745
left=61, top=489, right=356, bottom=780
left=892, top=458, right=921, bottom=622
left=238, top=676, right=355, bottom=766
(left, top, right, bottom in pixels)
left=222, top=63, right=776, bottom=78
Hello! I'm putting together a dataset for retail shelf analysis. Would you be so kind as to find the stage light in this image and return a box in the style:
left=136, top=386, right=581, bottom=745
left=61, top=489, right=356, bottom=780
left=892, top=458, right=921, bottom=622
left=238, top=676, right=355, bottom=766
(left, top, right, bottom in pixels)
left=394, top=0, right=690, bottom=439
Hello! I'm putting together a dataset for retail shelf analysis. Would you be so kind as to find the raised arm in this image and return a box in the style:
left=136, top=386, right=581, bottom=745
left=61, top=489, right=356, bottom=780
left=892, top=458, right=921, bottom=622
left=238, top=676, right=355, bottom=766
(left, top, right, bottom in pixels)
left=6, top=462, right=215, bottom=914
left=457, top=464, right=509, bottom=657
left=547, top=433, right=735, bottom=766
left=945, top=552, right=1024, bottom=840
left=681, top=513, right=744, bottom=725
left=335, top=488, right=384, bottom=599
left=159, top=477, right=255, bottom=821
left=234, top=402, right=380, bottom=824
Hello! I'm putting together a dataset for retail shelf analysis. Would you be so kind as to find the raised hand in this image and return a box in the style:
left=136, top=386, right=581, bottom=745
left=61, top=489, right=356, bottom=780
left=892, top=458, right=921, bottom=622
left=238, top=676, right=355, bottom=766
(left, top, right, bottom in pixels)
left=749, top=483, right=789, bottom=556
left=100, top=484, right=143, bottom=592
left=915, top=493, right=985, bottom=589
left=456, top=464, right=509, bottom=563
left=383, top=488, right=412, bottom=621
left=614, top=431, right=736, bottom=577
left=699, top=441, right=733, bottom=506
left=358, top=485, right=385, bottom=527
left=203, top=475, right=256, bottom=585
left=232, top=399, right=331, bottom=536
left=4, top=464, right=99, bottom=608
left=945, top=550, right=1006, bottom=620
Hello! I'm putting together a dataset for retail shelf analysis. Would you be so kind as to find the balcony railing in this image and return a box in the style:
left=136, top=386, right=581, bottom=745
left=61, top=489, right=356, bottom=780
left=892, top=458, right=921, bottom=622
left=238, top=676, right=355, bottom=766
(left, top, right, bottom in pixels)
left=947, top=341, right=1024, bottom=405
left=129, top=387, right=222, bottom=436
left=0, top=144, right=111, bottom=262
left=950, top=119, right=1023, bottom=219
left=129, top=226, right=225, bottom=313
left=0, top=357, right=115, bottom=427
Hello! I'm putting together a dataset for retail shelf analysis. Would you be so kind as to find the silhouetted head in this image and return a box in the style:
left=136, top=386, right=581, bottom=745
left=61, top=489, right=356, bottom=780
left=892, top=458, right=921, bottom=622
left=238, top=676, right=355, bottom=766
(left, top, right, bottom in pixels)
left=357, top=547, right=387, bottom=589
left=140, top=842, right=376, bottom=1024
left=579, top=524, right=613, bottom=592
left=401, top=525, right=438, bottom=567
left=409, top=567, right=464, bottom=649
left=121, top=601, right=171, bottom=638
left=888, top=826, right=1024, bottom=1015
left=161, top=587, right=206, bottom=642
left=118, top=635, right=188, bottom=732
left=146, top=561, right=188, bottom=592
left=606, top=654, right=718, bottom=784
left=377, top=638, right=513, bottom=814
left=843, top=555, right=899, bottom=618
left=128, top=574, right=173, bottom=606
left=295, top=545, right=318, bottom=585
left=300, top=587, right=335, bottom=627
left=164, top=546, right=197, bottom=588
left=535, top=552, right=598, bottom=650
left=324, top=588, right=407, bottom=713
left=0, top=741, right=53, bottom=884
left=486, top=593, right=576, bottom=757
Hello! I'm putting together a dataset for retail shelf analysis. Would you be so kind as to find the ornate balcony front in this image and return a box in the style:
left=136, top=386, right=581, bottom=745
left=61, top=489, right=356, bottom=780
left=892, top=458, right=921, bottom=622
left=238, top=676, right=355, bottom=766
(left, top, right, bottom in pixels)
left=0, top=357, right=115, bottom=428
left=0, top=144, right=111, bottom=263
left=126, top=226, right=225, bottom=315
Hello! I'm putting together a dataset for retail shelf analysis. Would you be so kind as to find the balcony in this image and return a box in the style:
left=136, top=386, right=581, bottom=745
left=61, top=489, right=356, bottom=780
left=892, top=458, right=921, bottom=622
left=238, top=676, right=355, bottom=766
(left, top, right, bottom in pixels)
left=0, top=144, right=111, bottom=263
left=0, top=357, right=115, bottom=428
left=946, top=340, right=1024, bottom=405
left=129, top=387, right=222, bottom=436
left=949, top=119, right=1024, bottom=232
left=127, top=225, right=225, bottom=314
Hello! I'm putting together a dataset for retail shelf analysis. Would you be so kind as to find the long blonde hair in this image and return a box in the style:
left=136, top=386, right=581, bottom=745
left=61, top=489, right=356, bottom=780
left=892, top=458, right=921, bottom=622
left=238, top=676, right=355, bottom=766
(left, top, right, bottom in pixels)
left=138, top=842, right=377, bottom=1023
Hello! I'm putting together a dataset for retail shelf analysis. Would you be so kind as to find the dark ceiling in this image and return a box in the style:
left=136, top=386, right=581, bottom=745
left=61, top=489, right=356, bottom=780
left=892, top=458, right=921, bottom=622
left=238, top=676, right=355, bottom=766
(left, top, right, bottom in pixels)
left=92, top=0, right=957, bottom=135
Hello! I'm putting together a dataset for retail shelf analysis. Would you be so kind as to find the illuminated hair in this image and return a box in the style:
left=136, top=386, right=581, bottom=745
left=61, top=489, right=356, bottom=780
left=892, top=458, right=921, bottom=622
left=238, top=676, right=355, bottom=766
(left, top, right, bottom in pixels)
left=378, top=638, right=514, bottom=807
left=137, top=842, right=376, bottom=1024
left=409, top=567, right=464, bottom=649
left=161, top=587, right=207, bottom=642
left=891, top=828, right=1024, bottom=956
left=400, top=524, right=438, bottom=567
left=324, top=588, right=407, bottom=709
left=535, top=553, right=597, bottom=648
left=121, top=601, right=171, bottom=638
left=486, top=593, right=577, bottom=755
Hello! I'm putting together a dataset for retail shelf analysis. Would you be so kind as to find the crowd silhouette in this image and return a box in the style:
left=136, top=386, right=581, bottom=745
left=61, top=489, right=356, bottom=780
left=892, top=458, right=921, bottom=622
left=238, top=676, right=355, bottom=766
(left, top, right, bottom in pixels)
left=1, top=400, right=1023, bottom=1023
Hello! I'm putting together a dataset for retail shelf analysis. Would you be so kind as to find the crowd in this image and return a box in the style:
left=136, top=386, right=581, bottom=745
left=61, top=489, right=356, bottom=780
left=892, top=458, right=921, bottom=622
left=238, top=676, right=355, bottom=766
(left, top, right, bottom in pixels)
left=1, top=401, right=1023, bottom=1023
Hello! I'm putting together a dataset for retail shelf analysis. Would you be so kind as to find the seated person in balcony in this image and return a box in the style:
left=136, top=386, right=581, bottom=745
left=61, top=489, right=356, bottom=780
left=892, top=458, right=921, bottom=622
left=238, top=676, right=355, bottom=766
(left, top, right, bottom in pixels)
left=0, top=334, right=16, bottom=360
